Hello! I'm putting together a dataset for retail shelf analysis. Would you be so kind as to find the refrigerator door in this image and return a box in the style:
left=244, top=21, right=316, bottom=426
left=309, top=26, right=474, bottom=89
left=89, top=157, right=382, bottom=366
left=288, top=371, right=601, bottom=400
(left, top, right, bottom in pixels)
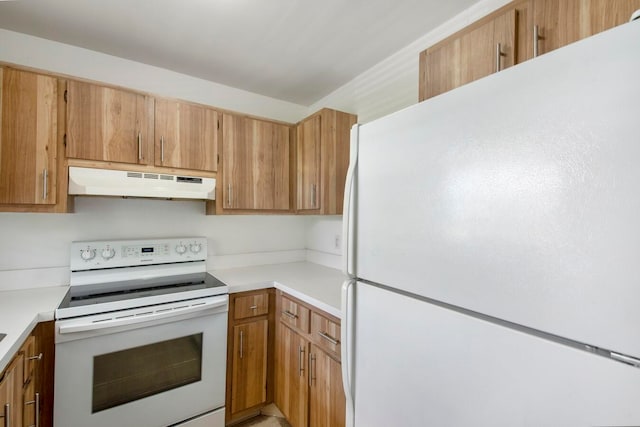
left=347, top=281, right=640, bottom=427
left=352, top=21, right=640, bottom=358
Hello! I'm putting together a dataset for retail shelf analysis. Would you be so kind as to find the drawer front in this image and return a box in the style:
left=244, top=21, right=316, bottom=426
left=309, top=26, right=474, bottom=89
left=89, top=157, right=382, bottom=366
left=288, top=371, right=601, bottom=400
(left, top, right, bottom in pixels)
left=280, top=296, right=310, bottom=333
left=234, top=292, right=270, bottom=319
left=311, top=312, right=341, bottom=359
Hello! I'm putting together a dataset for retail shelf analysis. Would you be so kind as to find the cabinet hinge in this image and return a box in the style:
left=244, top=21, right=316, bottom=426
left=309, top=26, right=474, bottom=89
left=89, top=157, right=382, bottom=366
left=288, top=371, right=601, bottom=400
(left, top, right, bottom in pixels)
left=64, top=89, right=68, bottom=103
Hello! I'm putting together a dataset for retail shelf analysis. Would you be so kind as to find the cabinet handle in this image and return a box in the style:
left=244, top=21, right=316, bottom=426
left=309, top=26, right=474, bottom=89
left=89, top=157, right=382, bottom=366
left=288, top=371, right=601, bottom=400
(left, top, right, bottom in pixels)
left=249, top=305, right=258, bottom=310
left=27, top=353, right=43, bottom=362
left=1, top=403, right=10, bottom=427
left=533, top=25, right=540, bottom=58
left=282, top=310, right=298, bottom=319
left=137, top=132, right=143, bottom=161
left=24, top=392, right=39, bottom=427
left=308, top=353, right=316, bottom=387
left=298, top=345, right=305, bottom=377
left=161, top=136, right=165, bottom=163
left=227, top=184, right=232, bottom=207
left=42, top=169, right=48, bottom=201
left=318, top=331, right=340, bottom=346
left=239, top=330, right=244, bottom=359
left=311, top=184, right=317, bottom=208
left=495, top=43, right=505, bottom=72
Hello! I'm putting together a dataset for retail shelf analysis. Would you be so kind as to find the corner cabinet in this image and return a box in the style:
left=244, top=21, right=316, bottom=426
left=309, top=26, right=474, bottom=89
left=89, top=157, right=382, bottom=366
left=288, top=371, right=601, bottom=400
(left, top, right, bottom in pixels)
left=217, top=113, right=292, bottom=213
left=295, top=109, right=357, bottom=215
left=0, top=68, right=67, bottom=212
left=419, top=0, right=640, bottom=101
left=226, top=290, right=275, bottom=424
left=65, top=80, right=154, bottom=165
left=275, top=292, right=345, bottom=427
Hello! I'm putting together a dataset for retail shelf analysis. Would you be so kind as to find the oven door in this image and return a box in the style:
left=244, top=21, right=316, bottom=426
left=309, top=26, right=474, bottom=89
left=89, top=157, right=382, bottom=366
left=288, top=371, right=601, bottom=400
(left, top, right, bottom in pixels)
left=54, top=295, right=228, bottom=427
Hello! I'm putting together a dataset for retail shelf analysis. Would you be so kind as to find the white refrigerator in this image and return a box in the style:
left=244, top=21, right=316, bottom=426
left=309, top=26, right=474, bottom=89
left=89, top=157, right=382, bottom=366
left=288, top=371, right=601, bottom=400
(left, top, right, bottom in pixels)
left=341, top=18, right=640, bottom=427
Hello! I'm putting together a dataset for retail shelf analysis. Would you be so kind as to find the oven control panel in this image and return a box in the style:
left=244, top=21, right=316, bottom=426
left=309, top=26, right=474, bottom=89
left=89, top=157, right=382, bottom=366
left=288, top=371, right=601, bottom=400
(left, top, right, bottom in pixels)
left=70, top=237, right=207, bottom=271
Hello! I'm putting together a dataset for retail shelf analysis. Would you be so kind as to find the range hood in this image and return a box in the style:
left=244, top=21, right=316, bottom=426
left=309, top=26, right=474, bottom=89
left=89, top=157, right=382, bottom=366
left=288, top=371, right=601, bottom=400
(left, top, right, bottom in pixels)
left=68, top=166, right=215, bottom=200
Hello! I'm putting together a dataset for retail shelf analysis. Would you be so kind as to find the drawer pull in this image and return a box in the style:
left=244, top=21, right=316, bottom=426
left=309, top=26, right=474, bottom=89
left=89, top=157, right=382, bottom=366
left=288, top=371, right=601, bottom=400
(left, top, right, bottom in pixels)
left=1, top=403, right=10, bottom=427
left=282, top=310, right=298, bottom=319
left=250, top=305, right=258, bottom=310
left=298, top=345, right=305, bottom=377
left=318, top=331, right=340, bottom=346
left=27, top=353, right=43, bottom=361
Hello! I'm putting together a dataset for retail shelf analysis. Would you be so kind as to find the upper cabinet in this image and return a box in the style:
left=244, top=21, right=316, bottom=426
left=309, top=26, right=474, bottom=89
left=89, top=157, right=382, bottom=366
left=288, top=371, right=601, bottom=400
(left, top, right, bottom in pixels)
left=419, top=0, right=640, bottom=101
left=0, top=68, right=58, bottom=206
left=218, top=113, right=292, bottom=212
left=154, top=99, right=219, bottom=172
left=295, top=109, right=357, bottom=215
left=66, top=80, right=154, bottom=165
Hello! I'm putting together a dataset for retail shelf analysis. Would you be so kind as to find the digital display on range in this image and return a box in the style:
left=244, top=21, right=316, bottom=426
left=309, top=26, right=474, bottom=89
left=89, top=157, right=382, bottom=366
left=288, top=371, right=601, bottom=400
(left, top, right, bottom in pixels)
left=141, top=247, right=154, bottom=253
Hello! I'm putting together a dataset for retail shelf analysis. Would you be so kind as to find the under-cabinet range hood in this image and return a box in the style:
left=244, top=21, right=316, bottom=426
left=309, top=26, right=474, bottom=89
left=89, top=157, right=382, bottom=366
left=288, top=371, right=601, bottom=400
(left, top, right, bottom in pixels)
left=68, top=166, right=216, bottom=200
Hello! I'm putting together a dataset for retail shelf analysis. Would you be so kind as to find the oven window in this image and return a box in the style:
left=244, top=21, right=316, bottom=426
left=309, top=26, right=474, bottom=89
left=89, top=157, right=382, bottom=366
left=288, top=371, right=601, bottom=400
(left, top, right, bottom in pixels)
left=92, top=333, right=203, bottom=413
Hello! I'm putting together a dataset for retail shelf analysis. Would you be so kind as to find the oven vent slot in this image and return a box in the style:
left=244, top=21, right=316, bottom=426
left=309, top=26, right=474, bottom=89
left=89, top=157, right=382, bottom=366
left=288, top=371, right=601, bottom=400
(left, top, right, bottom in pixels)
left=127, top=172, right=143, bottom=178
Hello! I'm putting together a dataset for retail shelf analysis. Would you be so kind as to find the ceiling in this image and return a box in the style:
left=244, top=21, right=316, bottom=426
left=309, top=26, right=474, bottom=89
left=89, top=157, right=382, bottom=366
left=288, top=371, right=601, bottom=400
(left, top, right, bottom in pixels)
left=0, top=0, right=480, bottom=105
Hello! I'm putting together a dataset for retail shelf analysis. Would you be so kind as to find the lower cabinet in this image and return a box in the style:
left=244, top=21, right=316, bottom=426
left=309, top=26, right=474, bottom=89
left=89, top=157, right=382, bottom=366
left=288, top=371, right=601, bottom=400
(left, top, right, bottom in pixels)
left=275, top=291, right=345, bottom=427
left=226, top=290, right=275, bottom=424
left=0, top=322, right=53, bottom=427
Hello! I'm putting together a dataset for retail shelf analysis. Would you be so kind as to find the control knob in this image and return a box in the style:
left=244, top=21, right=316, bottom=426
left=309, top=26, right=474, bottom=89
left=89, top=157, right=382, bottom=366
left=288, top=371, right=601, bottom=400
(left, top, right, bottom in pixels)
left=175, top=244, right=187, bottom=255
left=101, top=247, right=115, bottom=260
left=190, top=243, right=202, bottom=254
left=80, top=248, right=96, bottom=261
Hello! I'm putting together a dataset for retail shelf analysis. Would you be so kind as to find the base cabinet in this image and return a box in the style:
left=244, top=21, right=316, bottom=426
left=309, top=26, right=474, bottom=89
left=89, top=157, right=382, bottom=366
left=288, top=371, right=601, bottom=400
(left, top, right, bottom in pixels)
left=275, top=292, right=345, bottom=427
left=0, top=322, right=52, bottom=427
left=226, top=290, right=275, bottom=425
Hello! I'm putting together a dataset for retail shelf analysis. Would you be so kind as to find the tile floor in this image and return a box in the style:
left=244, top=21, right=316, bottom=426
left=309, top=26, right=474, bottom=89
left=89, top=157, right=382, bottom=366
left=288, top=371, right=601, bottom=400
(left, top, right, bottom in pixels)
left=232, top=404, right=292, bottom=427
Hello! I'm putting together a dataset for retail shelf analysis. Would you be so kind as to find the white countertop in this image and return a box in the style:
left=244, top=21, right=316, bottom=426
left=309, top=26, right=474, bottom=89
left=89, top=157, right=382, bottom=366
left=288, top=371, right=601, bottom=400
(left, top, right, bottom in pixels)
left=0, top=286, right=69, bottom=373
left=211, top=262, right=347, bottom=318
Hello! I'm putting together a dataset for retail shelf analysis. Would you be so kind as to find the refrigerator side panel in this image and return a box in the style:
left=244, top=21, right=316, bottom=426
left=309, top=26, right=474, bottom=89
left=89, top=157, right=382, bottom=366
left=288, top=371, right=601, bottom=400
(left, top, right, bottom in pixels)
left=355, top=22, right=640, bottom=357
left=352, top=282, right=640, bottom=427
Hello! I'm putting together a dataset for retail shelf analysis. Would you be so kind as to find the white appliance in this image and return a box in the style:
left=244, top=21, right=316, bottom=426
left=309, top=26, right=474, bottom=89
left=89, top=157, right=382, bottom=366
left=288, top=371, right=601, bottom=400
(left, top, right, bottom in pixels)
left=342, top=19, right=640, bottom=427
left=55, top=237, right=228, bottom=427
left=68, top=166, right=216, bottom=200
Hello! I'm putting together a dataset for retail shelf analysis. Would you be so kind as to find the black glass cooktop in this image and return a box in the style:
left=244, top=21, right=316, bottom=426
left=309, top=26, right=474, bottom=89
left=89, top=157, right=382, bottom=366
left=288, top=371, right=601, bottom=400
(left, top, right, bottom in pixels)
left=58, top=272, right=227, bottom=310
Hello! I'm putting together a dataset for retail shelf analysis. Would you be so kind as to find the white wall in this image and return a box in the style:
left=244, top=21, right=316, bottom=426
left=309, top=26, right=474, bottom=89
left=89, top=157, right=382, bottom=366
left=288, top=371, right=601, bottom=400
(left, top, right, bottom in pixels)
left=308, top=0, right=510, bottom=123
left=0, top=29, right=309, bottom=123
left=305, top=216, right=343, bottom=270
left=0, top=197, right=309, bottom=290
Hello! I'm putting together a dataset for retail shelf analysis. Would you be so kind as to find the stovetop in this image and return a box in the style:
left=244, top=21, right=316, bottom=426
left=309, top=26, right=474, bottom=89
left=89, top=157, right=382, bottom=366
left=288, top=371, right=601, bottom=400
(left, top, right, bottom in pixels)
left=57, top=237, right=228, bottom=320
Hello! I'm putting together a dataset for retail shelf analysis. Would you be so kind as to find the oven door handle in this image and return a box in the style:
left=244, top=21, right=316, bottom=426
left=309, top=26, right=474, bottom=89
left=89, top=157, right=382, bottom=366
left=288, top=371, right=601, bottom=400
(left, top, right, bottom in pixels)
left=58, top=297, right=228, bottom=335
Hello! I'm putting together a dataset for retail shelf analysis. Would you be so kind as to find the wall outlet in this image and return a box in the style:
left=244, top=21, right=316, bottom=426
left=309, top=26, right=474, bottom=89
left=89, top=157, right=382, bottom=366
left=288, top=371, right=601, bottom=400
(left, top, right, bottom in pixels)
left=334, top=234, right=342, bottom=250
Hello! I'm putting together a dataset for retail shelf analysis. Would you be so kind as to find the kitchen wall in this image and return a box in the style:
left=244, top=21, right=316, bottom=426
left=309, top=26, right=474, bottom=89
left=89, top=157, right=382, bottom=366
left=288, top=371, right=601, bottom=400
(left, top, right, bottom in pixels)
left=0, top=29, right=309, bottom=123
left=0, top=197, right=310, bottom=291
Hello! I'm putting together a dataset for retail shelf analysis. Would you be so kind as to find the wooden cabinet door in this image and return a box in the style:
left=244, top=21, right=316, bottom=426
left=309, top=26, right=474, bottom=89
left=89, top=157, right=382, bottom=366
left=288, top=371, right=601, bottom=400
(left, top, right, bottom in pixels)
left=420, top=9, right=515, bottom=101
left=222, top=114, right=291, bottom=211
left=0, top=68, right=58, bottom=205
left=154, top=99, right=218, bottom=171
left=0, top=354, right=24, bottom=427
left=275, top=325, right=308, bottom=427
left=66, top=80, right=153, bottom=164
left=296, top=115, right=321, bottom=211
left=533, top=0, right=640, bottom=57
left=231, top=320, right=268, bottom=415
left=309, top=345, right=345, bottom=427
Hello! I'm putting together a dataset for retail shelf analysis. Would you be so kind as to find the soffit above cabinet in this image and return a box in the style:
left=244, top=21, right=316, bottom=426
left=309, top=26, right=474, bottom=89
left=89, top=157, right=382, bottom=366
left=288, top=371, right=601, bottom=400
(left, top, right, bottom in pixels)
left=0, top=0, right=481, bottom=105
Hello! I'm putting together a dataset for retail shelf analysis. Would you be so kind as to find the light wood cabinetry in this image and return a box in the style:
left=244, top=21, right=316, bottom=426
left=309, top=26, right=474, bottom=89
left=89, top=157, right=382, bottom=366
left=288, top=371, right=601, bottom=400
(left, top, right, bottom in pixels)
left=419, top=0, right=640, bottom=101
left=0, top=68, right=58, bottom=206
left=226, top=289, right=275, bottom=424
left=66, top=80, right=154, bottom=165
left=218, top=113, right=292, bottom=212
left=154, top=99, right=219, bottom=172
left=0, top=322, right=52, bottom=427
left=275, top=291, right=345, bottom=427
left=295, top=109, right=357, bottom=215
